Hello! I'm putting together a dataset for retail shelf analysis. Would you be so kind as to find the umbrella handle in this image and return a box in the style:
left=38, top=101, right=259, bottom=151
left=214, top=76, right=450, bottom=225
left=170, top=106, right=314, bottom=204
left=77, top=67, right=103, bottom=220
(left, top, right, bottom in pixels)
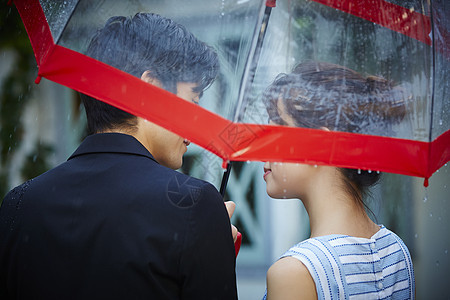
left=219, top=163, right=242, bottom=257
left=234, top=232, right=242, bottom=257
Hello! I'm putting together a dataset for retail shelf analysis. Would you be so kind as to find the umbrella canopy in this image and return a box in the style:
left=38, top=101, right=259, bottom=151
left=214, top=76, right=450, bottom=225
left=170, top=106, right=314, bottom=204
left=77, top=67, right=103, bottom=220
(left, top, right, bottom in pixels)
left=237, top=0, right=449, bottom=187
left=12, top=0, right=449, bottom=186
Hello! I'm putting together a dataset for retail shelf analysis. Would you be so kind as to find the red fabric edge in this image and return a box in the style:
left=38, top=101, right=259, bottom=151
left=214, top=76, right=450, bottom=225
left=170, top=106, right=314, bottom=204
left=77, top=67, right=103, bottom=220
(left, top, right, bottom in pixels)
left=41, top=45, right=449, bottom=179
left=429, top=130, right=450, bottom=176
left=15, top=0, right=448, bottom=180
left=311, top=0, right=432, bottom=45
left=14, top=0, right=55, bottom=66
left=226, top=124, right=449, bottom=178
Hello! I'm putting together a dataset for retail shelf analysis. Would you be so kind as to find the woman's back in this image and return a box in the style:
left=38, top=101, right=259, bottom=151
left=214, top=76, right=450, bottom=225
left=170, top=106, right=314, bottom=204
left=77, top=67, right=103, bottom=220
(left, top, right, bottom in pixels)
left=264, top=226, right=414, bottom=300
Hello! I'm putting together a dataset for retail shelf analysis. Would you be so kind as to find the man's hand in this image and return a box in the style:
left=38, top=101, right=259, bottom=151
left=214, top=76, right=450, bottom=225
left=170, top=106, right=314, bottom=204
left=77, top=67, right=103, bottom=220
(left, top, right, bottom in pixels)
left=225, top=201, right=242, bottom=256
left=224, top=201, right=238, bottom=242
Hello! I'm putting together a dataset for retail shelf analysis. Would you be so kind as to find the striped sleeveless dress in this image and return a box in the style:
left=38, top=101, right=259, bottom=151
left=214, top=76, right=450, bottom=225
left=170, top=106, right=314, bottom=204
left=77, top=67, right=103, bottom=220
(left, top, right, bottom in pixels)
left=263, top=226, right=415, bottom=299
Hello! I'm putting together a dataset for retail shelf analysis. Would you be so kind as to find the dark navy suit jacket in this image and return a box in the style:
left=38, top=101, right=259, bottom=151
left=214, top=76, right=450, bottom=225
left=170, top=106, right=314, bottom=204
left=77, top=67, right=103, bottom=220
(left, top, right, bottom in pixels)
left=0, top=133, right=237, bottom=299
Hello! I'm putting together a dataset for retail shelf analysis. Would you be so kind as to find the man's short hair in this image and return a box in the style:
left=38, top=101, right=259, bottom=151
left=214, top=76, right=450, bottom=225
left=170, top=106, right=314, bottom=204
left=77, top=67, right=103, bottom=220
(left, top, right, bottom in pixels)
left=81, top=13, right=219, bottom=134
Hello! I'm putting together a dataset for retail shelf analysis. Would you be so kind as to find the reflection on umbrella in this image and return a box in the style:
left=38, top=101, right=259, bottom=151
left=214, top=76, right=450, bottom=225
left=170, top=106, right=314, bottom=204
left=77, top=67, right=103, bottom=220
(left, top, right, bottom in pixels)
left=12, top=0, right=449, bottom=192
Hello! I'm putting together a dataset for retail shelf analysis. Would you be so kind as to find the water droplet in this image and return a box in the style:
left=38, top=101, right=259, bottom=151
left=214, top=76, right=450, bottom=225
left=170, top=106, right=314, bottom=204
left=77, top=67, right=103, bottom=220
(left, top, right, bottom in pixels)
left=246, top=160, right=250, bottom=164
left=314, top=165, right=317, bottom=168
left=376, top=171, right=380, bottom=174
left=283, top=189, right=287, bottom=193
left=423, top=196, right=428, bottom=203
left=435, top=260, right=440, bottom=267
left=357, top=169, right=361, bottom=174
left=368, top=169, right=372, bottom=173
left=429, top=212, right=433, bottom=217
left=439, top=119, right=443, bottom=125
left=414, top=234, right=418, bottom=238
left=445, top=250, right=448, bottom=255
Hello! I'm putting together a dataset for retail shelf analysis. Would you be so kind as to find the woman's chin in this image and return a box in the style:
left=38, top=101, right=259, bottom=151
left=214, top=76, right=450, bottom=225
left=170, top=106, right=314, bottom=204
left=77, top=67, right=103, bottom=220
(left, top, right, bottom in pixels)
left=266, top=188, right=283, bottom=199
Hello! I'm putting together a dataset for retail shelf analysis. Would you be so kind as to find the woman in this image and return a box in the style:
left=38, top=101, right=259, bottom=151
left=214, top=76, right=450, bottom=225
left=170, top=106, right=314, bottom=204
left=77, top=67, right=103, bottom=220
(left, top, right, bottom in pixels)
left=262, top=62, right=415, bottom=299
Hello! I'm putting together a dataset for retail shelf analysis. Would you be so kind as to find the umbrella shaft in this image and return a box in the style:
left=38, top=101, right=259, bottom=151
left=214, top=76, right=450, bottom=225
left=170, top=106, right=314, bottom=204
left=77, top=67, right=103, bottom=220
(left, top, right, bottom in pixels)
left=220, top=162, right=233, bottom=198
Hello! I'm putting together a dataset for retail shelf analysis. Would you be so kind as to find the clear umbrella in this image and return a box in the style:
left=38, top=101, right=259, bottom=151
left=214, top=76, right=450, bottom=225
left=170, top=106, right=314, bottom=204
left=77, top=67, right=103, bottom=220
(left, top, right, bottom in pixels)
left=13, top=0, right=449, bottom=193
left=233, top=0, right=449, bottom=188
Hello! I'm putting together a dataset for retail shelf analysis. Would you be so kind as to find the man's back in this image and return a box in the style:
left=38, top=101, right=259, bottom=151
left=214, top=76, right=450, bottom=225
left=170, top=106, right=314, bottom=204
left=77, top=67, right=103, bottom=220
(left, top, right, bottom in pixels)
left=0, top=133, right=237, bottom=299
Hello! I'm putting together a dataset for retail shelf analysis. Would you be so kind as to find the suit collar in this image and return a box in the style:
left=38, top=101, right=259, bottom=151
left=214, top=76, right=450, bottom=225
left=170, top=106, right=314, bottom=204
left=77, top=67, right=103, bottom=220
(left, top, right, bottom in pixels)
left=68, top=133, right=158, bottom=163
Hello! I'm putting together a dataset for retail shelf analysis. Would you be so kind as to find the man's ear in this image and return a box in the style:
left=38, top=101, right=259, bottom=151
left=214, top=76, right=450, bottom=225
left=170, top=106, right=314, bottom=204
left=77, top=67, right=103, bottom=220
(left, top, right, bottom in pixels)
left=141, top=70, right=163, bottom=88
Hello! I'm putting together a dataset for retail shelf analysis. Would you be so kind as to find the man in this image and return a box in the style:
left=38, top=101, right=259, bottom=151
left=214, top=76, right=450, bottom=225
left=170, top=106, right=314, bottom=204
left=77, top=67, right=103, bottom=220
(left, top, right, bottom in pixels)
left=0, top=13, right=237, bottom=299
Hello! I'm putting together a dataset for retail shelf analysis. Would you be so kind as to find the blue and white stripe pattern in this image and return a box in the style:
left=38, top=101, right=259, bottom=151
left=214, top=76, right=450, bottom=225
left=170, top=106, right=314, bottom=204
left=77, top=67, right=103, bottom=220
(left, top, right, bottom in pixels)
left=263, top=226, right=414, bottom=299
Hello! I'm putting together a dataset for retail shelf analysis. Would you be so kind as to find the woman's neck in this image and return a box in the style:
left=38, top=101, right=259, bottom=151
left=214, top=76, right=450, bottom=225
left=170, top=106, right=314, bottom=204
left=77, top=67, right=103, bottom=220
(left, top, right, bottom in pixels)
left=301, top=168, right=379, bottom=239
left=307, top=200, right=379, bottom=239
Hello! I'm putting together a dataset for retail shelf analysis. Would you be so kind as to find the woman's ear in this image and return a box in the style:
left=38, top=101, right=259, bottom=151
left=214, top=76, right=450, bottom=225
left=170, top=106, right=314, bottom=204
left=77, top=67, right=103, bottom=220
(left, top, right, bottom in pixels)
left=141, top=70, right=163, bottom=88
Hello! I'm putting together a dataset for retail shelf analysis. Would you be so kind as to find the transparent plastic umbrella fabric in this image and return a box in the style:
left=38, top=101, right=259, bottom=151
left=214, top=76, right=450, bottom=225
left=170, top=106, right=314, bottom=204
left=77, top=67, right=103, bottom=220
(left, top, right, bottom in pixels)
left=16, top=0, right=266, bottom=173
left=40, top=0, right=265, bottom=122
left=241, top=0, right=449, bottom=141
left=233, top=0, right=449, bottom=181
left=14, top=0, right=449, bottom=182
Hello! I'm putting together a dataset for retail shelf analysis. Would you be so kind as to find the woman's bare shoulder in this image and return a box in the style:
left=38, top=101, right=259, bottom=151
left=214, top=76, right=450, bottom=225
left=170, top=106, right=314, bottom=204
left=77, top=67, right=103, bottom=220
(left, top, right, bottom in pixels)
left=266, top=256, right=317, bottom=300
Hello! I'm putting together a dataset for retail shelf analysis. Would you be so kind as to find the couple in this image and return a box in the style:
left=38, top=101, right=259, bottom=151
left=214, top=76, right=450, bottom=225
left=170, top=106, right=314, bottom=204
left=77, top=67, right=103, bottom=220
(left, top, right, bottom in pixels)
left=0, top=13, right=414, bottom=299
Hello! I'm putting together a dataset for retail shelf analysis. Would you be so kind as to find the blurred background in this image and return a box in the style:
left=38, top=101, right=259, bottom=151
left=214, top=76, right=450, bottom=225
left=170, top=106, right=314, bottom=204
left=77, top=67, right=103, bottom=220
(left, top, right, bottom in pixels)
left=1, top=2, right=449, bottom=299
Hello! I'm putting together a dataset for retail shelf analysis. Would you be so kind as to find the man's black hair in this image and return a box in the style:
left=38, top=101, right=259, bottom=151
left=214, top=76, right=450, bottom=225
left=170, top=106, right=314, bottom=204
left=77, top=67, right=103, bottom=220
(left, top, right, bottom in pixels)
left=80, top=13, right=219, bottom=134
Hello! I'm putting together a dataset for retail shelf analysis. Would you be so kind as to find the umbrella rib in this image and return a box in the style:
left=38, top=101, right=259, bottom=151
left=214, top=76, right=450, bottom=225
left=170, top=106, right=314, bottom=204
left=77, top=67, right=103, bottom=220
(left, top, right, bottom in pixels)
left=233, top=1, right=270, bottom=123
left=53, top=0, right=82, bottom=45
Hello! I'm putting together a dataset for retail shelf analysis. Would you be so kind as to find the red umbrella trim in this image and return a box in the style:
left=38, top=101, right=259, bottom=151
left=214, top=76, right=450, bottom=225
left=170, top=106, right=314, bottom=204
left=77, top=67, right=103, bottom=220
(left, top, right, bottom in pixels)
left=13, top=0, right=450, bottom=181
